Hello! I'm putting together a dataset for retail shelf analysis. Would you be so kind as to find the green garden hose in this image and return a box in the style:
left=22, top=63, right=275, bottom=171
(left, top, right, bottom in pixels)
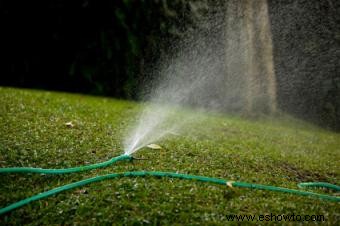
left=0, top=171, right=339, bottom=215
left=0, top=155, right=132, bottom=174
left=298, top=182, right=340, bottom=191
left=0, top=155, right=339, bottom=215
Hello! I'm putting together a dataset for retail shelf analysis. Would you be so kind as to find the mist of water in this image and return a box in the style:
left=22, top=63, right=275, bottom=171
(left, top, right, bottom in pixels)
left=124, top=0, right=277, bottom=155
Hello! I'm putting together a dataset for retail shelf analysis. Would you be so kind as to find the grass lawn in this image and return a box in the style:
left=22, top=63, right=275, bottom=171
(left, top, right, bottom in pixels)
left=0, top=87, right=339, bottom=225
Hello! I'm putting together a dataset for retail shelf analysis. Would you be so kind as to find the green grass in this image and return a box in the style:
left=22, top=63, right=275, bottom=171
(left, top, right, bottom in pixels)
left=0, top=87, right=339, bottom=225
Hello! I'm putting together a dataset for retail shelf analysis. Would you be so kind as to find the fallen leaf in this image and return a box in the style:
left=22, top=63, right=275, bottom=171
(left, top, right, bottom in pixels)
left=146, top=144, right=162, bottom=150
left=65, top=121, right=74, bottom=128
left=75, top=189, right=88, bottom=194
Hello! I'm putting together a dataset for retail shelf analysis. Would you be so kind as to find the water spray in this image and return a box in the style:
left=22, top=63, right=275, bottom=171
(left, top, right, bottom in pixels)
left=0, top=149, right=339, bottom=215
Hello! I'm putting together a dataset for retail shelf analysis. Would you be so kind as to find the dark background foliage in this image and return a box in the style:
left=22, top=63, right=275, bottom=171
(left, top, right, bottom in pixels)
left=0, top=0, right=201, bottom=98
left=0, top=0, right=339, bottom=130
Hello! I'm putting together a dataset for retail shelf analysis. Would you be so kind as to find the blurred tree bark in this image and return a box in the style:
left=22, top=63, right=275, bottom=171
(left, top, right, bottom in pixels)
left=224, top=0, right=277, bottom=115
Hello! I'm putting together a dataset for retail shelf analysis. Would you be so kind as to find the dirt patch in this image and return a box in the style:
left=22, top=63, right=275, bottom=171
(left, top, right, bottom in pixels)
left=278, top=162, right=337, bottom=182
